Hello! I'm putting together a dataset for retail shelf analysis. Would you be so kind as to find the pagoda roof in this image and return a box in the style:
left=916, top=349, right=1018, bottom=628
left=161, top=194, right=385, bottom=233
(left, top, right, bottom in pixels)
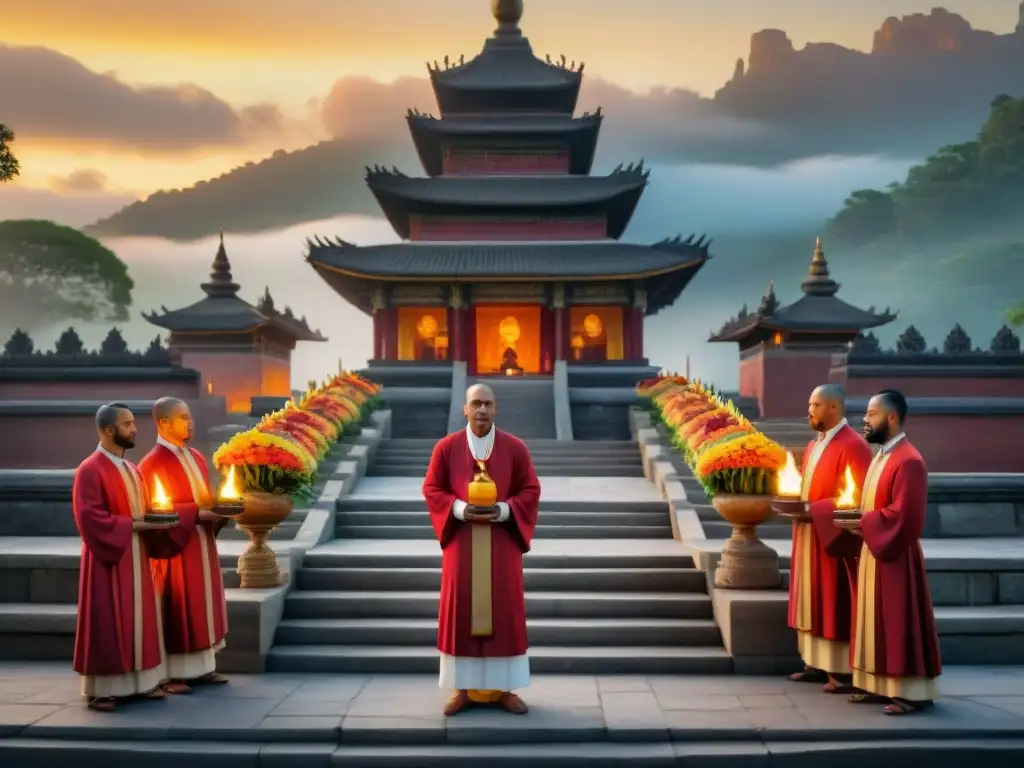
left=709, top=238, right=897, bottom=343
left=365, top=162, right=649, bottom=239
left=427, top=3, right=581, bottom=115
left=143, top=235, right=327, bottom=342
left=406, top=110, right=603, bottom=176
left=305, top=235, right=711, bottom=316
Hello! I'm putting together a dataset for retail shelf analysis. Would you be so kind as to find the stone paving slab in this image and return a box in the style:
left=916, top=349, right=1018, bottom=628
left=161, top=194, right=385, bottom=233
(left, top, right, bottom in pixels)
left=0, top=663, right=1021, bottom=747
left=349, top=477, right=665, bottom=503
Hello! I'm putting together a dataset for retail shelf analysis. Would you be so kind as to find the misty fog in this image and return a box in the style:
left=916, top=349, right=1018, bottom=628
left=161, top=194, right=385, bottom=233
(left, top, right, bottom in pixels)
left=5, top=152, right=1010, bottom=391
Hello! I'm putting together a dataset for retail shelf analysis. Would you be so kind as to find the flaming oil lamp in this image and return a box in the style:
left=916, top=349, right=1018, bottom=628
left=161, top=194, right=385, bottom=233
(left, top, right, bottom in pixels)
left=213, top=466, right=244, bottom=517
left=832, top=466, right=863, bottom=528
left=771, top=451, right=809, bottom=520
left=146, top=476, right=179, bottom=525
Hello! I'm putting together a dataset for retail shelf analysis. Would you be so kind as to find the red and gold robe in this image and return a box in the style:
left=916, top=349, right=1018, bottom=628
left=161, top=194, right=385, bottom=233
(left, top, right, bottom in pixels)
left=789, top=422, right=873, bottom=674
left=139, top=440, right=228, bottom=680
left=852, top=436, right=942, bottom=700
left=422, top=427, right=540, bottom=692
left=73, top=448, right=167, bottom=698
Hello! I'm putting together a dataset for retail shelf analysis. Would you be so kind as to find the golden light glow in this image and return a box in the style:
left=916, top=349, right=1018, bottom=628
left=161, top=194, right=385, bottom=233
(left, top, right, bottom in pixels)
left=475, top=305, right=540, bottom=374
left=776, top=451, right=803, bottom=497
left=416, top=314, right=438, bottom=340
left=570, top=333, right=584, bottom=349
left=151, top=476, right=172, bottom=510
left=499, top=316, right=521, bottom=345
left=569, top=306, right=623, bottom=360
left=207, top=379, right=214, bottom=395
left=219, top=466, right=242, bottom=501
left=836, top=465, right=859, bottom=510
left=772, top=332, right=784, bottom=346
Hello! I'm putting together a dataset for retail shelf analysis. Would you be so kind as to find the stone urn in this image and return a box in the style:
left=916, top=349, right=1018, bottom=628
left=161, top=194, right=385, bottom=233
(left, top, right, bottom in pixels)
left=711, top=494, right=781, bottom=589
left=234, top=491, right=292, bottom=589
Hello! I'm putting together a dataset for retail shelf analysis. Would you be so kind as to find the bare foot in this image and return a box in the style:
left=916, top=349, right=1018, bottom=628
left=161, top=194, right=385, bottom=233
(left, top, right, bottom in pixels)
left=444, top=690, right=471, bottom=716
left=498, top=692, right=528, bottom=714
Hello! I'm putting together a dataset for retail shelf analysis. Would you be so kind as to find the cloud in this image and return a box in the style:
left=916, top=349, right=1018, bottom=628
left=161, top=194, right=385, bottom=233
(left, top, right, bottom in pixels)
left=49, top=168, right=109, bottom=193
left=0, top=45, right=294, bottom=152
left=0, top=186, right=137, bottom=228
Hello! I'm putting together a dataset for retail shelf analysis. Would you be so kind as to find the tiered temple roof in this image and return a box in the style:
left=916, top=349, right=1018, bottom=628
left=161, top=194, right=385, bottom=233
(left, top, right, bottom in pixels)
left=406, top=109, right=603, bottom=176
left=145, top=234, right=326, bottom=341
left=365, top=162, right=648, bottom=239
left=426, top=0, right=582, bottom=115
left=305, top=0, right=712, bottom=320
left=709, top=237, right=896, bottom=344
left=306, top=235, right=711, bottom=316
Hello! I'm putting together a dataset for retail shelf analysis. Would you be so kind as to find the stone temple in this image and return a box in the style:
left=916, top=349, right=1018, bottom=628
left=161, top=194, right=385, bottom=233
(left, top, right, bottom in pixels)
left=0, top=1, right=1022, bottom=763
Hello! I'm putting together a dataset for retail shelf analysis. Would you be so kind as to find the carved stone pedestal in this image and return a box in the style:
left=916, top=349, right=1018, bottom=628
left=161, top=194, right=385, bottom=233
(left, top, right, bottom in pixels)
left=712, top=495, right=782, bottom=590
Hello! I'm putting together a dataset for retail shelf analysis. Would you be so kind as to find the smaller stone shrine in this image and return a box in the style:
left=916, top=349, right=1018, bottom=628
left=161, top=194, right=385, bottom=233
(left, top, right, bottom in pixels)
left=710, top=236, right=896, bottom=419
left=144, top=234, right=326, bottom=413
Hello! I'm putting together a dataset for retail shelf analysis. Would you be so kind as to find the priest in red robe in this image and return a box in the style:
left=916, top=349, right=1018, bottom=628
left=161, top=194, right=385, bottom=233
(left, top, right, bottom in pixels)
left=848, top=389, right=941, bottom=715
left=789, top=384, right=873, bottom=693
left=73, top=403, right=175, bottom=711
left=139, top=397, right=229, bottom=694
left=422, top=383, right=540, bottom=717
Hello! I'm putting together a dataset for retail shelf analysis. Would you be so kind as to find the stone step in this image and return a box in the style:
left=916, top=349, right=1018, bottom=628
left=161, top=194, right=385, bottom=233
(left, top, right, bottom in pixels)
left=374, top=447, right=642, bottom=457
left=283, top=590, right=713, bottom=620
left=302, top=550, right=694, bottom=570
left=335, top=511, right=669, bottom=528
left=367, top=464, right=646, bottom=477
left=700, top=521, right=795, bottom=540
left=335, top=524, right=673, bottom=539
left=275, top=616, right=721, bottom=646
left=373, top=453, right=643, bottom=464
left=295, top=567, right=705, bottom=593
left=380, top=439, right=639, bottom=450
left=265, top=644, right=733, bottom=674
left=336, top=498, right=671, bottom=514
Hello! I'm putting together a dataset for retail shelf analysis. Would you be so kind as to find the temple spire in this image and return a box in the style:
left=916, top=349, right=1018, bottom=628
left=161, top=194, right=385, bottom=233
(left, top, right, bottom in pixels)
left=800, top=236, right=839, bottom=297
left=201, top=231, right=241, bottom=298
left=492, top=0, right=524, bottom=38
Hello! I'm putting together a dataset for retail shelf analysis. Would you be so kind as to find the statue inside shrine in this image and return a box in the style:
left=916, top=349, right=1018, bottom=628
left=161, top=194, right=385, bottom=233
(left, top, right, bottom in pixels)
left=499, top=346, right=524, bottom=376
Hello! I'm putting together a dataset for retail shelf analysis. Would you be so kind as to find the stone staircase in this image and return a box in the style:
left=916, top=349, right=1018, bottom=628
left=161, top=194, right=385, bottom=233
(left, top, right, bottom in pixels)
left=471, top=377, right=556, bottom=439
left=267, top=442, right=732, bottom=674
left=368, top=438, right=645, bottom=478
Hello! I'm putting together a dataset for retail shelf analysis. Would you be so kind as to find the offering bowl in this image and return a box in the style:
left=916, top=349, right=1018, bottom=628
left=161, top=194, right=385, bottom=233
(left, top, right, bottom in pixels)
left=771, top=496, right=810, bottom=521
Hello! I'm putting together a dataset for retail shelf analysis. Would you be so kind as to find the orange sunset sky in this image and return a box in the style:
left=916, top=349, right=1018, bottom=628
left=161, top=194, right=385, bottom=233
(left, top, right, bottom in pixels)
left=3, top=0, right=1018, bottom=197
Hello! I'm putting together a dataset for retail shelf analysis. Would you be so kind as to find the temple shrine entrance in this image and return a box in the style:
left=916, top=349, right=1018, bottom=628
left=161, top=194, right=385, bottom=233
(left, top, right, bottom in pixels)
left=397, top=307, right=449, bottom=362
left=569, top=306, right=624, bottom=363
left=474, top=305, right=542, bottom=376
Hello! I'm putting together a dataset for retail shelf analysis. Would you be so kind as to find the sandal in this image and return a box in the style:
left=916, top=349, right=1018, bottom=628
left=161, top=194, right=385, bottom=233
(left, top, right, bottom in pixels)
left=162, top=681, right=193, bottom=695
left=87, top=697, right=116, bottom=712
left=883, top=698, right=934, bottom=716
left=849, top=693, right=889, bottom=704
left=823, top=679, right=856, bottom=694
left=191, top=672, right=229, bottom=685
left=142, top=687, right=166, bottom=700
left=789, top=667, right=828, bottom=683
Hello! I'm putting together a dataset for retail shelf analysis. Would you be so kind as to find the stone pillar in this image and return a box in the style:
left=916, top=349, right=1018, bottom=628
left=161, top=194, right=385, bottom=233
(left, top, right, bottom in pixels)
left=552, top=282, right=567, bottom=361
left=631, top=286, right=647, bottom=361
left=448, top=285, right=465, bottom=362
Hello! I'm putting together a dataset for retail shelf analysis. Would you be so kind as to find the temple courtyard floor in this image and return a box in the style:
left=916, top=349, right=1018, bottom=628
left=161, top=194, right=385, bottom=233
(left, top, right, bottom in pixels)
left=0, top=663, right=1022, bottom=766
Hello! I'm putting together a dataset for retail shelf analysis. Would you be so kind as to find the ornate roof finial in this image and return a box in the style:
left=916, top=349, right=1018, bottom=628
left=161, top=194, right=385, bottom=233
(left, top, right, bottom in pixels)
left=258, top=286, right=275, bottom=314
left=800, top=236, right=839, bottom=297
left=201, top=232, right=240, bottom=298
left=492, top=0, right=523, bottom=37
left=757, top=281, right=779, bottom=316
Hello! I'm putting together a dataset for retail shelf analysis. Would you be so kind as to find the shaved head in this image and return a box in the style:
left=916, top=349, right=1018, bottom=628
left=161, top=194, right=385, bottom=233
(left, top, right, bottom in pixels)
left=464, top=383, right=496, bottom=437
left=153, top=396, right=193, bottom=446
left=465, top=383, right=495, bottom=405
left=152, top=396, right=187, bottom=422
left=807, top=383, right=846, bottom=433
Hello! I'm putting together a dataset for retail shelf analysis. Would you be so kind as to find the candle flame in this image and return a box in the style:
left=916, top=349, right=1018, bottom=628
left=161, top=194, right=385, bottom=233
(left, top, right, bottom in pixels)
left=776, top=451, right=803, bottom=496
left=219, top=466, right=241, bottom=501
left=151, top=476, right=171, bottom=510
left=836, top=465, right=859, bottom=509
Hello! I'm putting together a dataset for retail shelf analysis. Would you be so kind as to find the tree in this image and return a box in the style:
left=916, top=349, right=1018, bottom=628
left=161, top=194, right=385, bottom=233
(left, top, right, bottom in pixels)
left=99, top=327, right=129, bottom=356
left=1009, top=304, right=1024, bottom=328
left=0, top=220, right=134, bottom=334
left=851, top=331, right=882, bottom=354
left=0, top=124, right=18, bottom=183
left=824, top=189, right=898, bottom=247
left=895, top=325, right=927, bottom=354
left=54, top=327, right=85, bottom=356
left=2, top=329, right=34, bottom=357
left=942, top=323, right=972, bottom=354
